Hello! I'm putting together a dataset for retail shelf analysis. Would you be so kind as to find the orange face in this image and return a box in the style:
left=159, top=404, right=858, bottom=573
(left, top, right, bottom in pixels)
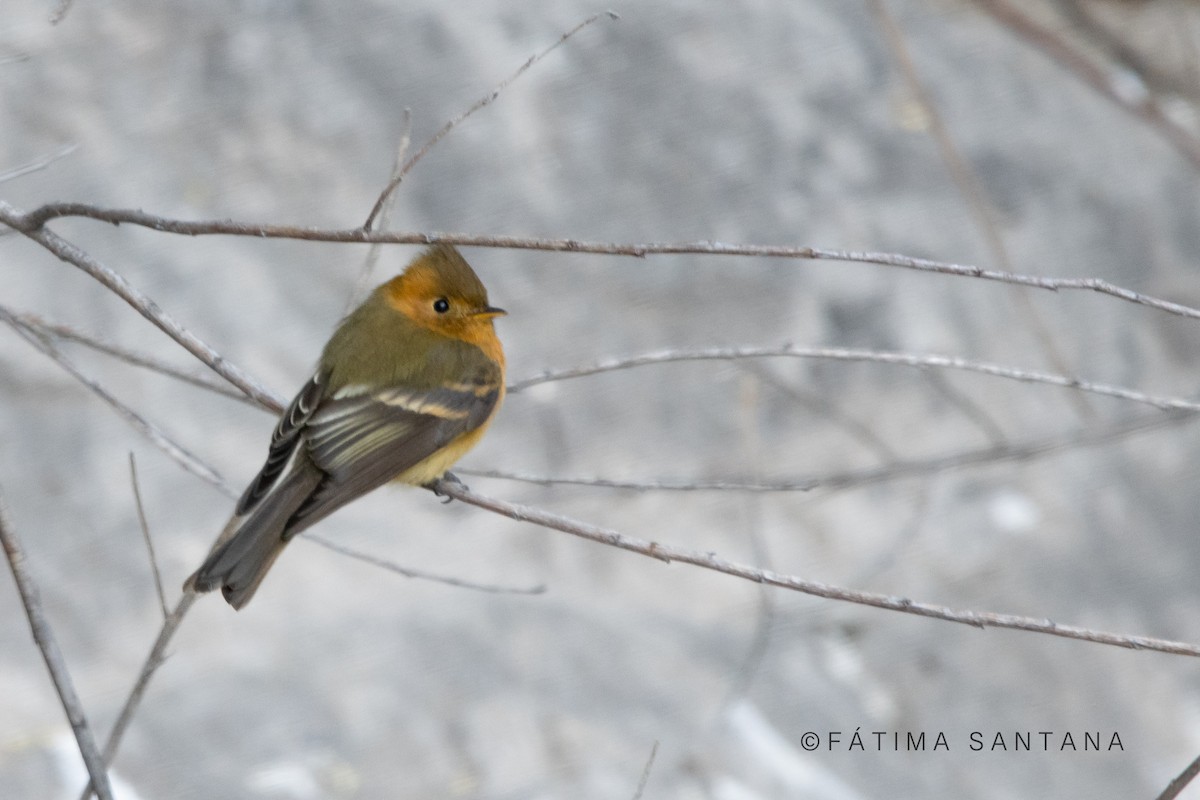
left=383, top=246, right=506, bottom=365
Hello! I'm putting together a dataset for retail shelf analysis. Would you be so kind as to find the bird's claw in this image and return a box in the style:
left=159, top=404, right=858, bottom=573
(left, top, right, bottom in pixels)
left=427, top=471, right=468, bottom=504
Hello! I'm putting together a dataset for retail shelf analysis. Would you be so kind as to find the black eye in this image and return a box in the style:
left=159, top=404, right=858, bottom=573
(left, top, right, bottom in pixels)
left=433, top=298, right=450, bottom=314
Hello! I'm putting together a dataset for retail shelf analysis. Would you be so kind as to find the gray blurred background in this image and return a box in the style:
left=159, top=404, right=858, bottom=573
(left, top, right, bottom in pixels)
left=3, top=0, right=1200, bottom=797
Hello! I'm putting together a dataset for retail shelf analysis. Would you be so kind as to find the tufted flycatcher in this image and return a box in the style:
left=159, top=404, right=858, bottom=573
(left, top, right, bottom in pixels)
left=185, top=244, right=506, bottom=609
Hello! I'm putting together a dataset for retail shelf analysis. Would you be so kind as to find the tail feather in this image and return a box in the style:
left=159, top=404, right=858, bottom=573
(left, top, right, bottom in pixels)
left=185, top=461, right=324, bottom=610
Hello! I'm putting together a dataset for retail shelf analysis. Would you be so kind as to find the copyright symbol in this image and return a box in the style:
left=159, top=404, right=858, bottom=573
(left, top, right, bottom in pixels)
left=800, top=732, right=820, bottom=751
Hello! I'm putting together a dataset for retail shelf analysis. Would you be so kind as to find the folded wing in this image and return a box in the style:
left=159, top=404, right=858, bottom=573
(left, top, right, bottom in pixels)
left=288, top=380, right=501, bottom=532
left=187, top=368, right=501, bottom=609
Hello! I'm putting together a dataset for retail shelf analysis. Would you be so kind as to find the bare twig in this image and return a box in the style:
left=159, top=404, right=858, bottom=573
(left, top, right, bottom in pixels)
left=460, top=409, right=1194, bottom=493
left=362, top=11, right=618, bottom=230
left=456, top=468, right=821, bottom=492
left=1, top=308, right=231, bottom=489
left=303, top=532, right=545, bottom=596
left=848, top=475, right=936, bottom=586
left=2, top=306, right=257, bottom=406
left=1155, top=751, right=1200, bottom=800
left=870, top=0, right=1092, bottom=420
left=0, top=491, right=115, bottom=800
left=0, top=144, right=78, bottom=184
left=1052, top=0, right=1200, bottom=105
left=73, top=471, right=551, bottom=799
left=631, top=740, right=660, bottom=800
left=969, top=0, right=1200, bottom=170
left=923, top=370, right=1008, bottom=447
left=129, top=453, right=169, bottom=620
left=739, top=362, right=899, bottom=462
left=76, top=487, right=546, bottom=800
left=432, top=478, right=1200, bottom=657
left=507, top=345, right=1200, bottom=413
left=719, top=375, right=776, bottom=709
left=6, top=202, right=1200, bottom=321
left=349, top=110, right=414, bottom=309
left=0, top=201, right=284, bottom=412
left=80, top=592, right=196, bottom=800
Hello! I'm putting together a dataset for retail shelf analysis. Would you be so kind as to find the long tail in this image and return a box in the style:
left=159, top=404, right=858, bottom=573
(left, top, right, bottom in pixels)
left=184, top=462, right=323, bottom=610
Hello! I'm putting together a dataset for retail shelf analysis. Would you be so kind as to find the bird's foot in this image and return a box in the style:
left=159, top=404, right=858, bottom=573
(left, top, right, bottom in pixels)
left=426, top=471, right=468, bottom=504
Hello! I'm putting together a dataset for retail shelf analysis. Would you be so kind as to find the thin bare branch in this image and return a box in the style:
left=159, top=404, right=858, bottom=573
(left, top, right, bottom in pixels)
left=80, top=592, right=196, bottom=800
left=740, top=362, right=899, bottom=462
left=460, top=409, right=1194, bottom=493
left=1156, top=752, right=1200, bottom=800
left=718, top=375, right=776, bottom=710
left=0, top=200, right=285, bottom=412
left=0, top=491, right=115, bottom=800
left=870, top=0, right=1092, bottom=420
left=0, top=144, right=78, bottom=184
left=72, top=481, right=549, bottom=800
left=631, top=741, right=660, bottom=800
left=12, top=231, right=194, bottom=800
left=1052, top=0, right=1200, bottom=105
left=969, top=0, right=1200, bottom=171
left=6, top=201, right=1199, bottom=321
left=1, top=309, right=231, bottom=489
left=507, top=345, right=1200, bottom=413
left=129, top=454, right=169, bottom=620
left=848, top=476, right=936, bottom=586
left=923, top=369, right=1008, bottom=447
left=457, top=468, right=818, bottom=492
left=73, top=465, right=548, bottom=799
left=303, top=532, right=546, bottom=596
left=349, top=111, right=413, bottom=309
left=362, top=11, right=618, bottom=230
left=432, top=478, right=1200, bottom=657
left=2, top=306, right=257, bottom=406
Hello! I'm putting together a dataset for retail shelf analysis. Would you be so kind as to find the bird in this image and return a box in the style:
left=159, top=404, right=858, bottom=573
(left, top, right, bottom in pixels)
left=185, top=244, right=506, bottom=609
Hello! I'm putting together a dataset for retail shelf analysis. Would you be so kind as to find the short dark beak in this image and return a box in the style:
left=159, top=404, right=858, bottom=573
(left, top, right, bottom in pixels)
left=476, top=305, right=507, bottom=318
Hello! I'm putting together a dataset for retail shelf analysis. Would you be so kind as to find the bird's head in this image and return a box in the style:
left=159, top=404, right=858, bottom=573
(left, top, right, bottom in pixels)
left=384, top=245, right=506, bottom=343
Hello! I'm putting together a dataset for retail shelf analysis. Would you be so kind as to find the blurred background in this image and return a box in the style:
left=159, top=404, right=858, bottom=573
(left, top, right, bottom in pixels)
left=3, top=0, right=1200, bottom=797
